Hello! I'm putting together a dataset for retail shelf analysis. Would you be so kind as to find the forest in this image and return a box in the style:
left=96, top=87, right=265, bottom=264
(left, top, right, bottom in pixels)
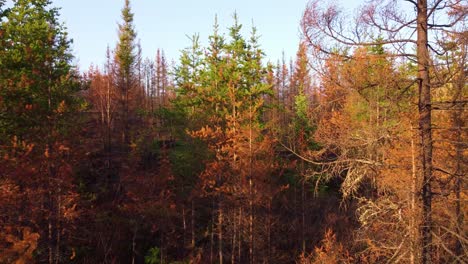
left=0, top=0, right=466, bottom=263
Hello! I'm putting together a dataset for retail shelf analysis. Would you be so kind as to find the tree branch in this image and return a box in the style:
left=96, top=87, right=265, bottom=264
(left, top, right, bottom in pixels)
left=279, top=141, right=382, bottom=166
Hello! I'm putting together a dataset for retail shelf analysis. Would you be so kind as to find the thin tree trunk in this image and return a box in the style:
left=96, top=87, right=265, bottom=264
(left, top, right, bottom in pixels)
left=125, top=79, right=130, bottom=147
left=48, top=198, right=53, bottom=264
left=232, top=209, right=236, bottom=264
left=218, top=202, right=223, bottom=264
left=121, top=89, right=126, bottom=149
left=162, top=52, right=167, bottom=107
left=55, top=185, right=61, bottom=264
left=267, top=199, right=272, bottom=264
left=454, top=157, right=463, bottom=262
left=293, top=184, right=297, bottom=251
left=238, top=207, right=242, bottom=262
left=47, top=171, right=55, bottom=264
left=131, top=228, right=137, bottom=264
left=210, top=199, right=214, bottom=264
left=417, top=1, right=433, bottom=262
left=47, top=68, right=54, bottom=264
left=191, top=200, right=195, bottom=250
left=249, top=101, right=254, bottom=264
left=453, top=62, right=465, bottom=262
left=182, top=204, right=186, bottom=254
left=249, top=177, right=253, bottom=264
left=47, top=148, right=56, bottom=264
left=150, top=65, right=154, bottom=114
left=301, top=179, right=306, bottom=254
left=106, top=76, right=112, bottom=169
left=410, top=128, right=418, bottom=264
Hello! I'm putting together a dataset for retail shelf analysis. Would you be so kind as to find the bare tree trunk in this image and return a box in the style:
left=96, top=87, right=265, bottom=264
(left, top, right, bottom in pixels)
left=417, top=1, right=433, bottom=262
left=301, top=179, right=306, bottom=254
left=106, top=76, right=112, bottom=173
left=238, top=207, right=242, bottom=262
left=232, top=209, right=236, bottom=264
left=182, top=204, right=186, bottom=253
left=454, top=112, right=463, bottom=263
left=156, top=49, right=161, bottom=109
left=150, top=64, right=154, bottom=114
left=191, top=200, right=195, bottom=250
left=210, top=199, right=214, bottom=264
left=137, top=43, right=142, bottom=107
left=48, top=197, right=53, bottom=264
left=131, top=228, right=137, bottom=264
left=249, top=176, right=253, bottom=264
left=161, top=52, right=167, bottom=108
left=47, top=151, right=57, bottom=264
left=452, top=60, right=465, bottom=262
left=55, top=184, right=61, bottom=264
left=416, top=1, right=434, bottom=263
left=410, top=128, right=418, bottom=264
left=218, top=202, right=223, bottom=264
left=267, top=199, right=272, bottom=264
left=48, top=184, right=57, bottom=264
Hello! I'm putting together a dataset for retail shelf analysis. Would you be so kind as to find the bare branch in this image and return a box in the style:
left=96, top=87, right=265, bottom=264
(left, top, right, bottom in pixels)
left=439, top=226, right=468, bottom=245
left=427, top=0, right=445, bottom=19
left=403, top=0, right=417, bottom=7
left=279, top=141, right=382, bottom=167
left=432, top=231, right=467, bottom=264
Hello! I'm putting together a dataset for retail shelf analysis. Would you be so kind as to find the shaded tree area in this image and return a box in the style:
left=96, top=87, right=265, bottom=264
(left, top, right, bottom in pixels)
left=0, top=0, right=466, bottom=263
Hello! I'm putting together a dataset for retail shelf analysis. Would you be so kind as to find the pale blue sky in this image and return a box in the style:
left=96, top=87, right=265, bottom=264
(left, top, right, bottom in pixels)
left=48, top=0, right=362, bottom=70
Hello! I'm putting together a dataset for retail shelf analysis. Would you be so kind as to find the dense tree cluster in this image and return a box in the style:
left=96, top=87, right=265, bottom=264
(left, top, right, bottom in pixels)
left=0, top=0, right=466, bottom=263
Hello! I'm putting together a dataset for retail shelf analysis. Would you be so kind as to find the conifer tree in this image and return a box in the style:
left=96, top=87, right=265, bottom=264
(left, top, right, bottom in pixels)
left=0, top=0, right=81, bottom=143
left=0, top=0, right=82, bottom=262
left=174, top=16, right=275, bottom=263
left=115, top=0, right=137, bottom=148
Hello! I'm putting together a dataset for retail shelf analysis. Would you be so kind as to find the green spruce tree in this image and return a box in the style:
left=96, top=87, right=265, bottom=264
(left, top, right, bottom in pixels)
left=115, top=0, right=137, bottom=148
left=0, top=0, right=81, bottom=145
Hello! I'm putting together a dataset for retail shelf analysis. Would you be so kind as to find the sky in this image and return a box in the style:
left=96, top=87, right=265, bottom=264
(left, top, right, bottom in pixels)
left=48, top=0, right=362, bottom=71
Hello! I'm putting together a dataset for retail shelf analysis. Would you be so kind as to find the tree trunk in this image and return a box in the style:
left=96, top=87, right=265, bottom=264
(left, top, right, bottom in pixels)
left=218, top=201, right=223, bottom=264
left=191, top=200, right=195, bottom=250
left=232, top=209, right=236, bottom=264
left=48, top=203, right=53, bottom=264
left=55, top=185, right=61, bottom=264
left=125, top=79, right=130, bottom=148
left=249, top=177, right=253, bottom=264
left=417, top=1, right=433, bottom=263
left=267, top=199, right=272, bottom=264
left=454, top=109, right=463, bottom=263
left=452, top=59, right=465, bottom=262
left=238, top=207, right=242, bottom=262
left=131, top=228, right=137, bottom=264
left=249, top=102, right=254, bottom=264
left=47, top=176, right=56, bottom=264
left=301, top=179, right=306, bottom=254
left=410, top=128, right=418, bottom=264
left=249, top=182, right=254, bottom=264
left=106, top=76, right=112, bottom=153
left=210, top=199, right=214, bottom=264
left=182, top=204, right=186, bottom=254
